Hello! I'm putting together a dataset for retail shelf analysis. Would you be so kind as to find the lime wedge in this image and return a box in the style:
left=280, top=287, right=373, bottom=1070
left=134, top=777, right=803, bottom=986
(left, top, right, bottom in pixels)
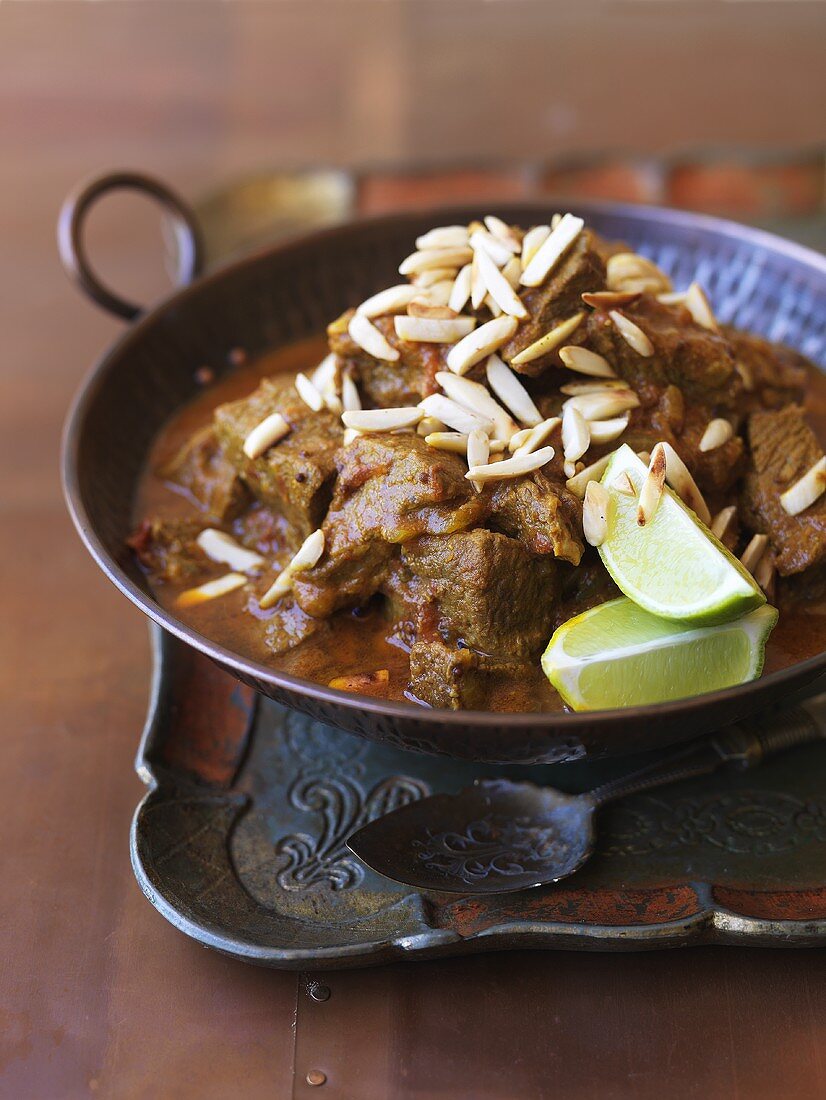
left=598, top=445, right=765, bottom=625
left=541, top=597, right=778, bottom=711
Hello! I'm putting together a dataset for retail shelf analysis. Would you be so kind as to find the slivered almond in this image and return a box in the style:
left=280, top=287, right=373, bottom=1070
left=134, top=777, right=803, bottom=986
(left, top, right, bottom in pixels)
left=417, top=415, right=447, bottom=436
left=501, top=256, right=522, bottom=290
left=520, top=213, right=584, bottom=287
left=740, top=533, right=769, bottom=574
left=565, top=452, right=614, bottom=498
left=407, top=300, right=458, bottom=320
left=328, top=670, right=390, bottom=693
left=295, top=372, right=325, bottom=411
left=485, top=293, right=503, bottom=318
left=419, top=393, right=494, bottom=435
left=710, top=504, right=737, bottom=543
left=446, top=315, right=519, bottom=376
left=342, top=407, right=423, bottom=433
left=607, top=253, right=672, bottom=295
left=466, top=446, right=555, bottom=483
left=735, top=360, right=754, bottom=392
left=357, top=284, right=420, bottom=318
left=637, top=447, right=667, bottom=526
left=412, top=267, right=459, bottom=288
left=588, top=414, right=630, bottom=444
left=394, top=315, right=476, bottom=344
left=562, top=404, right=590, bottom=463
left=448, top=264, right=473, bottom=313
left=419, top=280, right=455, bottom=307
left=470, top=252, right=487, bottom=310
left=582, top=291, right=640, bottom=309
left=348, top=313, right=400, bottom=362
left=399, top=246, right=473, bottom=276
left=467, top=429, right=490, bottom=492
left=415, top=225, right=470, bottom=250
left=609, top=311, right=654, bottom=357
left=583, top=481, right=612, bottom=547
left=699, top=418, right=734, bottom=453
left=311, top=352, right=338, bottom=392
left=470, top=228, right=515, bottom=266
left=510, top=312, right=585, bottom=367
left=508, top=428, right=532, bottom=452
left=196, top=529, right=264, bottom=573
left=512, top=417, right=560, bottom=458
left=654, top=441, right=711, bottom=525
left=685, top=282, right=718, bottom=331
left=657, top=290, right=688, bottom=307
left=485, top=354, right=543, bottom=427
left=425, top=431, right=470, bottom=454
left=259, top=530, right=325, bottom=609
left=341, top=370, right=361, bottom=412
left=559, top=346, right=617, bottom=379
left=475, top=246, right=528, bottom=318
left=342, top=427, right=362, bottom=446
left=780, top=456, right=826, bottom=516
left=435, top=370, right=519, bottom=441
left=612, top=471, right=637, bottom=496
left=484, top=215, right=521, bottom=250
left=243, top=412, right=290, bottom=459
left=563, top=459, right=578, bottom=479
left=564, top=390, right=640, bottom=421
left=559, top=379, right=629, bottom=396
left=521, top=224, right=551, bottom=270
left=176, top=572, right=247, bottom=608
left=754, top=551, right=775, bottom=595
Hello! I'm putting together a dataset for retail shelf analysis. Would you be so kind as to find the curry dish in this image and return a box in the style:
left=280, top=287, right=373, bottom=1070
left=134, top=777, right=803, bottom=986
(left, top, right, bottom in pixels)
left=132, top=215, right=826, bottom=711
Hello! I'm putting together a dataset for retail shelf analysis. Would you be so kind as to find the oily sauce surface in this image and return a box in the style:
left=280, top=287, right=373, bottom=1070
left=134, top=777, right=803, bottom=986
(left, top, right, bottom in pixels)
left=135, top=336, right=826, bottom=712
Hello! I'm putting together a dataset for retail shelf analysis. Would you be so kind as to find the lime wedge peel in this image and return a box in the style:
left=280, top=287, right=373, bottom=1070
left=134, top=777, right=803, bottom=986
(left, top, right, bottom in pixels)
left=597, top=445, right=765, bottom=626
left=541, top=597, right=778, bottom=712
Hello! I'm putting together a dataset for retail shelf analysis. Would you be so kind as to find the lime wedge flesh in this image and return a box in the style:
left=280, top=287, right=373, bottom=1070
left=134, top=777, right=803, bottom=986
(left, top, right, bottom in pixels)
left=541, top=597, right=778, bottom=711
left=598, top=445, right=765, bottom=625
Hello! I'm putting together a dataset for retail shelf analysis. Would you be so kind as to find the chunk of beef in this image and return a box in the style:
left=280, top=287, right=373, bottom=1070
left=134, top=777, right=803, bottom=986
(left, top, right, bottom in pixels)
left=214, top=375, right=342, bottom=542
left=406, top=607, right=530, bottom=710
left=158, top=426, right=248, bottom=522
left=586, top=298, right=742, bottom=409
left=403, top=529, right=558, bottom=658
left=741, top=406, right=826, bottom=575
left=292, top=433, right=485, bottom=617
left=127, top=518, right=207, bottom=583
left=261, top=598, right=330, bottom=656
left=488, top=469, right=584, bottom=564
left=501, top=231, right=607, bottom=377
left=623, top=386, right=746, bottom=497
left=329, top=309, right=443, bottom=408
left=724, top=328, right=809, bottom=412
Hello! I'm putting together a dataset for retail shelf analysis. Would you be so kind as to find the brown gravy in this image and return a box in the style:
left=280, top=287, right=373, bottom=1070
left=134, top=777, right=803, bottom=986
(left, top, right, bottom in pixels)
left=135, top=336, right=826, bottom=711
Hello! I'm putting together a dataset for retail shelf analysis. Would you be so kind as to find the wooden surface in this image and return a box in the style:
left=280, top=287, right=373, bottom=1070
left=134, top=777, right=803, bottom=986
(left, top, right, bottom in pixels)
left=1, top=3, right=825, bottom=1098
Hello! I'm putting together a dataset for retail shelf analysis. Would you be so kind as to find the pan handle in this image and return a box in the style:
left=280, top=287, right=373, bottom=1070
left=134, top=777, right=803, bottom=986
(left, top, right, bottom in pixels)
left=57, top=171, right=204, bottom=322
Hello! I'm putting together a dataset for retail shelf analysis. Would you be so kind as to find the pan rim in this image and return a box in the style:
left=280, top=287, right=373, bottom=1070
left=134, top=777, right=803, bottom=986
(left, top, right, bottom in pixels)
left=61, top=198, right=826, bottom=730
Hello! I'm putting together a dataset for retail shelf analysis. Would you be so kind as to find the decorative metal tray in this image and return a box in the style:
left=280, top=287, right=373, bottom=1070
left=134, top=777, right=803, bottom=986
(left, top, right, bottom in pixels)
left=132, top=626, right=826, bottom=968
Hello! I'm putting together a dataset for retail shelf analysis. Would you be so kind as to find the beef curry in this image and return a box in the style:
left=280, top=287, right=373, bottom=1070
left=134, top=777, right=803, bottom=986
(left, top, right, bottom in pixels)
left=131, top=216, right=826, bottom=712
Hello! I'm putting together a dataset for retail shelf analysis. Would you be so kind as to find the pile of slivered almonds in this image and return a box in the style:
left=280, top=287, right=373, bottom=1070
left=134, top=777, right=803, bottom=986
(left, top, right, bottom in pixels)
left=176, top=214, right=826, bottom=612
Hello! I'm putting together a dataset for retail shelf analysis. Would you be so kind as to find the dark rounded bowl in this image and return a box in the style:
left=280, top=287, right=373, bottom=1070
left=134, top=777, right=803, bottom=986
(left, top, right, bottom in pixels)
left=61, top=181, right=826, bottom=764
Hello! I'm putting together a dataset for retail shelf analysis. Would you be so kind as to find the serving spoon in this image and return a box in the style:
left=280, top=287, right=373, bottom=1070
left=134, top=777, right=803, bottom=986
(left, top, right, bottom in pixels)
left=347, top=693, right=826, bottom=895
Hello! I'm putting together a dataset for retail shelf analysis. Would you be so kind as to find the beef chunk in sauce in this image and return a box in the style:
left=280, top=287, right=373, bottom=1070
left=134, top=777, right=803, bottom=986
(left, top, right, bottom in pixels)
left=587, top=298, right=742, bottom=410
left=127, top=518, right=208, bottom=583
left=214, top=375, right=342, bottom=542
left=501, top=232, right=606, bottom=377
left=403, top=529, right=558, bottom=659
left=488, top=470, right=584, bottom=564
left=329, top=309, right=442, bottom=408
left=158, top=426, right=248, bottom=522
left=742, top=406, right=826, bottom=575
left=724, top=328, right=809, bottom=412
left=292, top=433, right=485, bottom=617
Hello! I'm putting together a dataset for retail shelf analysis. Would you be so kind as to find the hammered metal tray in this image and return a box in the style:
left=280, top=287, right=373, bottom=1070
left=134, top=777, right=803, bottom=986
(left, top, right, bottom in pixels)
left=131, top=626, right=826, bottom=967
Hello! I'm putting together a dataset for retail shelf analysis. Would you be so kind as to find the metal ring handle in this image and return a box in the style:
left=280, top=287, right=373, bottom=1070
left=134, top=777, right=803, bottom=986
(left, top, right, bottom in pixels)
left=57, top=171, right=204, bottom=321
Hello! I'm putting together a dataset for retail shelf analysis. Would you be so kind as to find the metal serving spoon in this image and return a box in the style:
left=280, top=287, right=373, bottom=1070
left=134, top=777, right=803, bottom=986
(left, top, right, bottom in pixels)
left=347, top=694, right=826, bottom=895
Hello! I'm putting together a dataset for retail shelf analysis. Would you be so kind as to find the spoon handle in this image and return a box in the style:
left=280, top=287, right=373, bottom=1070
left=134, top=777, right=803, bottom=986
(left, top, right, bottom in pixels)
left=589, top=693, right=826, bottom=809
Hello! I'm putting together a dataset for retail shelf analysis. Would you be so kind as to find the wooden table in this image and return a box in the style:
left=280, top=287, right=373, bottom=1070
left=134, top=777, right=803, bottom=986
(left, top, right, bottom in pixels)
left=2, top=3, right=825, bottom=1097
